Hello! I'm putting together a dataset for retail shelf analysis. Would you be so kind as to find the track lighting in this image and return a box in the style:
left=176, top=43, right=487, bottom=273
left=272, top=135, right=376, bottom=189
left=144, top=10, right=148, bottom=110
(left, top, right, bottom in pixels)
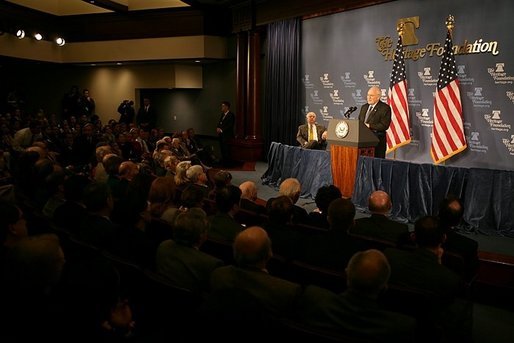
left=16, top=29, right=25, bottom=39
left=34, top=32, right=43, bottom=41
left=55, top=37, right=66, bottom=46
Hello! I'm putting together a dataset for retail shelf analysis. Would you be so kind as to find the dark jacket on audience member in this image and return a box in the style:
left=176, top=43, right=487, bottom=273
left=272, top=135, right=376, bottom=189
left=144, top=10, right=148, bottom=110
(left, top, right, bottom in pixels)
left=351, top=214, right=410, bottom=245
left=208, top=213, right=244, bottom=242
left=384, top=247, right=462, bottom=302
left=209, top=265, right=302, bottom=317
left=156, top=240, right=223, bottom=293
left=297, top=285, right=417, bottom=342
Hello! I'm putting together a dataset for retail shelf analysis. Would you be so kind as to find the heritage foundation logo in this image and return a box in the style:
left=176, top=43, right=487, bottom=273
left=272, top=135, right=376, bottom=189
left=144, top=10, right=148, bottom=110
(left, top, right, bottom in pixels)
left=330, top=89, right=344, bottom=106
left=341, top=72, right=356, bottom=88
left=468, top=131, right=489, bottom=153
left=303, top=74, right=314, bottom=89
left=418, top=67, right=437, bottom=87
left=416, top=108, right=433, bottom=128
left=484, top=110, right=511, bottom=132
left=487, top=63, right=514, bottom=85
left=466, top=87, right=492, bottom=108
left=320, top=73, right=334, bottom=89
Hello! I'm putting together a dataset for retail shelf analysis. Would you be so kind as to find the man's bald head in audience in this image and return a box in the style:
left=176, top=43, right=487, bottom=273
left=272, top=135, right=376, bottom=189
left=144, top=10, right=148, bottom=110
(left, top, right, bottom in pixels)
left=346, top=249, right=390, bottom=297
left=368, top=190, right=392, bottom=215
left=233, top=226, right=272, bottom=269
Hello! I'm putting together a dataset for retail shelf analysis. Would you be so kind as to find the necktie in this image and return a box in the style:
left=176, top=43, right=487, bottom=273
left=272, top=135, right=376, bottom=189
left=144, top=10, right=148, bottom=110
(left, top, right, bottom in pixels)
left=309, top=124, right=314, bottom=141
left=365, top=105, right=374, bottom=123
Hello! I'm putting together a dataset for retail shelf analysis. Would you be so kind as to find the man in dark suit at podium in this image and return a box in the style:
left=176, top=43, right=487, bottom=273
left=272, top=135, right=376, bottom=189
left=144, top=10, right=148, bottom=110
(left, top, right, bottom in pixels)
left=296, top=111, right=328, bottom=150
left=358, top=86, right=391, bottom=158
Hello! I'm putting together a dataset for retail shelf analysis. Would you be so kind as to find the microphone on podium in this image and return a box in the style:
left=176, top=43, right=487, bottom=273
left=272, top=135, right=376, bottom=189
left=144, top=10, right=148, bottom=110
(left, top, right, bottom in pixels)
left=343, top=106, right=357, bottom=118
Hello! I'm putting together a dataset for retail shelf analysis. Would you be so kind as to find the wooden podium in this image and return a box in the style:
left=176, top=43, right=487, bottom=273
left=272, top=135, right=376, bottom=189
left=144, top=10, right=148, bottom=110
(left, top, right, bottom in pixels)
left=326, top=119, right=379, bottom=198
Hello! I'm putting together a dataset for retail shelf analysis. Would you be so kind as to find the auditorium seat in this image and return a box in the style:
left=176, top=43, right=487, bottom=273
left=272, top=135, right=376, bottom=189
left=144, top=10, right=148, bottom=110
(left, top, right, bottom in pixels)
left=287, top=259, right=346, bottom=293
left=200, top=236, right=234, bottom=265
left=347, top=231, right=397, bottom=251
left=137, top=269, right=202, bottom=340
left=234, top=208, right=264, bottom=227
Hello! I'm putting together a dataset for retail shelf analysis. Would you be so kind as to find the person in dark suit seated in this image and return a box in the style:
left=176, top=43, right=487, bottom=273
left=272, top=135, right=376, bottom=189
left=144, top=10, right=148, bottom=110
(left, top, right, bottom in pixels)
left=296, top=111, right=328, bottom=150
left=208, top=185, right=244, bottom=242
left=384, top=216, right=472, bottom=341
left=295, top=198, right=364, bottom=271
left=384, top=216, right=462, bottom=301
left=308, top=185, right=342, bottom=229
left=79, top=182, right=117, bottom=250
left=239, top=181, right=266, bottom=214
left=358, top=86, right=391, bottom=158
left=297, top=249, right=417, bottom=342
left=350, top=190, right=410, bottom=245
left=207, top=170, right=232, bottom=201
left=263, top=195, right=297, bottom=259
left=208, top=226, right=302, bottom=317
left=266, top=178, right=310, bottom=225
left=438, top=195, right=479, bottom=281
left=53, top=174, right=90, bottom=232
left=156, top=208, right=223, bottom=293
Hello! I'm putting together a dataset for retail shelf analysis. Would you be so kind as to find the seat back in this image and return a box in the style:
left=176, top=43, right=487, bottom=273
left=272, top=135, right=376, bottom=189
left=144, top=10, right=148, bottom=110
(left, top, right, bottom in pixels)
left=200, top=237, right=234, bottom=264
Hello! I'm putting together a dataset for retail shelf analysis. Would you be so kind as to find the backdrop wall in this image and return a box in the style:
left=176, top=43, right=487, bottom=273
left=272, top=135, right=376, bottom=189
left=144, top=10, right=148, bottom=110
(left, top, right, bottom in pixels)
left=302, top=0, right=514, bottom=171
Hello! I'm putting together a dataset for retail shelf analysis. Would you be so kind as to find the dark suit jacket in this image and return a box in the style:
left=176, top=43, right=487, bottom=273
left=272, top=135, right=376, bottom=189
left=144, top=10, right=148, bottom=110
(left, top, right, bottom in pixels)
left=358, top=101, right=391, bottom=158
left=240, top=198, right=267, bottom=215
left=209, top=265, right=302, bottom=317
left=384, top=247, right=462, bottom=302
left=443, top=230, right=479, bottom=279
left=156, top=240, right=223, bottom=293
left=208, top=212, right=244, bottom=242
left=297, top=286, right=417, bottom=343
left=217, top=111, right=235, bottom=139
left=351, top=214, right=410, bottom=245
left=136, top=105, right=157, bottom=128
left=294, top=229, right=365, bottom=270
left=296, top=123, right=327, bottom=149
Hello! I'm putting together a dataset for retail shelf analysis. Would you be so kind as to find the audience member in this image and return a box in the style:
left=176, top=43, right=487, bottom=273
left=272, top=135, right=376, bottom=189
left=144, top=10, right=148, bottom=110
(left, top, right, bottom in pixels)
left=384, top=216, right=462, bottom=301
left=53, top=174, right=90, bottom=231
left=156, top=208, right=223, bottom=293
left=350, top=190, right=410, bottom=245
left=239, top=180, right=266, bottom=214
left=438, top=195, right=479, bottom=280
left=295, top=198, right=364, bottom=270
left=309, top=185, right=342, bottom=228
left=79, top=182, right=117, bottom=249
left=208, top=185, right=244, bottom=242
left=207, top=169, right=232, bottom=200
left=266, top=178, right=309, bottom=224
left=297, top=249, right=416, bottom=342
left=209, top=226, right=302, bottom=317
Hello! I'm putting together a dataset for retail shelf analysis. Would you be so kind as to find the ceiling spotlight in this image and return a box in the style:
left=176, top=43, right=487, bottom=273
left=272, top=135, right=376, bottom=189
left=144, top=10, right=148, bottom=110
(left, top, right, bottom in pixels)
left=16, top=29, right=25, bottom=39
left=34, top=33, right=43, bottom=41
left=55, top=37, right=66, bottom=46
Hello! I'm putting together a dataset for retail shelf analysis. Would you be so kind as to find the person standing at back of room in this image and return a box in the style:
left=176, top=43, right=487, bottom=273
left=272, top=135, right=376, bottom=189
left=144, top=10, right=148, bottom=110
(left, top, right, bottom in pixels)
left=216, top=101, right=235, bottom=166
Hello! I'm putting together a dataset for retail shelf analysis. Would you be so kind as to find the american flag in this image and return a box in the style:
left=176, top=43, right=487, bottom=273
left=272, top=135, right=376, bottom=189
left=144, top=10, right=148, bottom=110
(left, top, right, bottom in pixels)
left=431, top=30, right=466, bottom=164
left=387, top=35, right=410, bottom=153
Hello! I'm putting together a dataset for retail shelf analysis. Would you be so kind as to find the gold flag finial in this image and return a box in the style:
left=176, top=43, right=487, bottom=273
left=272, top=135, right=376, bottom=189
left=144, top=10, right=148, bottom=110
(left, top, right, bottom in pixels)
left=446, top=14, right=455, bottom=32
left=397, top=21, right=405, bottom=36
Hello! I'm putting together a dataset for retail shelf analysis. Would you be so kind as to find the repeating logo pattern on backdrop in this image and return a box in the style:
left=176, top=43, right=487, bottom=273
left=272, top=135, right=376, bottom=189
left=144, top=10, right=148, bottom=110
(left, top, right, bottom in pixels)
left=301, top=6, right=514, bottom=169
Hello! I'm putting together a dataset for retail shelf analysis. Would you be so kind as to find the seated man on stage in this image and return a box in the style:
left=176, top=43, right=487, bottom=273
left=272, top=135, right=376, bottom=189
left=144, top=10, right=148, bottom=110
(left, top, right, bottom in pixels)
left=296, top=112, right=328, bottom=150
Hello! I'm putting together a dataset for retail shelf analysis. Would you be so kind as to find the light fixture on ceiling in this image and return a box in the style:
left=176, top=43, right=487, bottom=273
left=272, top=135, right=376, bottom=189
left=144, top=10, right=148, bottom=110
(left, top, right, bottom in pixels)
left=34, top=32, right=43, bottom=41
left=55, top=37, right=66, bottom=46
left=16, top=29, right=25, bottom=39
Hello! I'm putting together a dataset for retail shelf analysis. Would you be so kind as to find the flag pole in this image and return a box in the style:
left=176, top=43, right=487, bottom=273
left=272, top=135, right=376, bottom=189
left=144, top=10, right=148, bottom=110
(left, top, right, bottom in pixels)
left=392, top=22, right=404, bottom=161
left=446, top=14, right=455, bottom=36
left=440, top=14, right=455, bottom=167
